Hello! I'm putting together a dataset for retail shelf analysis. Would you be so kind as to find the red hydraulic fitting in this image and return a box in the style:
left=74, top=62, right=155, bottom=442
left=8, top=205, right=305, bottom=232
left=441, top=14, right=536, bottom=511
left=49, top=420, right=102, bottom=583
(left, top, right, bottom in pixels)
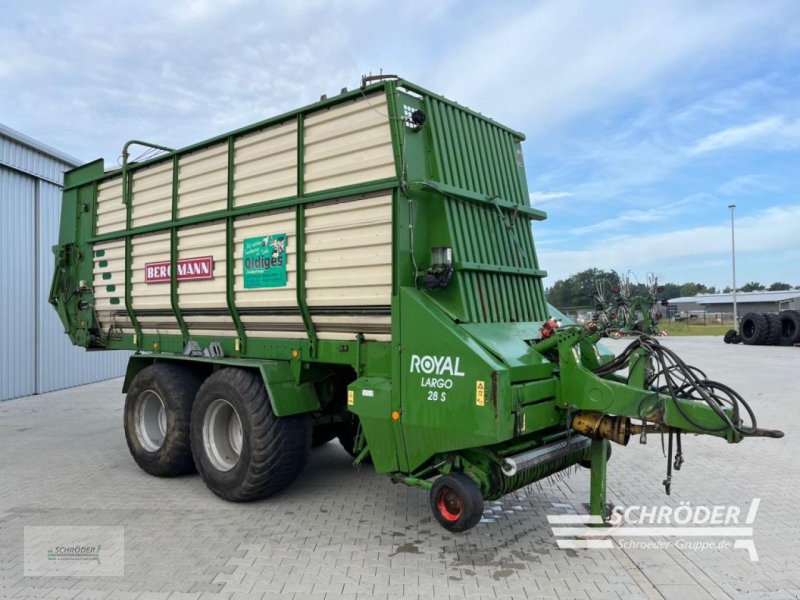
left=539, top=317, right=560, bottom=340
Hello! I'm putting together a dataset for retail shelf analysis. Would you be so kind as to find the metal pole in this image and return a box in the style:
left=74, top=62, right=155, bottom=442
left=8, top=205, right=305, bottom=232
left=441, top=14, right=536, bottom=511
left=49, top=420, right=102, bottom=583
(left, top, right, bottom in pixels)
left=589, top=439, right=608, bottom=520
left=728, top=204, right=738, bottom=327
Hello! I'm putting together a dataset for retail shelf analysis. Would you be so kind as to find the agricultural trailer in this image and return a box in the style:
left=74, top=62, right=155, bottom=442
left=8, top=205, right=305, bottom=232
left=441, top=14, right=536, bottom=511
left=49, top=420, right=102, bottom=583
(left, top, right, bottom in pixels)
left=50, top=76, right=782, bottom=532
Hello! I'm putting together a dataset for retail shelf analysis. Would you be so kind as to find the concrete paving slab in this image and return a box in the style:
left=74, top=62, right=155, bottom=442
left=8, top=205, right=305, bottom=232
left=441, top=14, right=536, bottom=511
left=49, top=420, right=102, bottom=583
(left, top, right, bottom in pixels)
left=1, top=337, right=798, bottom=599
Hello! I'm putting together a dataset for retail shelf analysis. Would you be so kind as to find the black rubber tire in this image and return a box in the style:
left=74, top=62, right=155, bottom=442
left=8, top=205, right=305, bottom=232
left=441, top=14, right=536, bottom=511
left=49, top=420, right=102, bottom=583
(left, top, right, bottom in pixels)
left=579, top=440, right=612, bottom=469
left=779, top=310, right=800, bottom=345
left=740, top=312, right=769, bottom=345
left=731, top=335, right=743, bottom=344
left=764, top=313, right=782, bottom=346
left=124, top=363, right=201, bottom=477
left=191, top=368, right=311, bottom=502
left=723, top=329, right=737, bottom=344
left=312, top=423, right=336, bottom=447
left=430, top=473, right=484, bottom=533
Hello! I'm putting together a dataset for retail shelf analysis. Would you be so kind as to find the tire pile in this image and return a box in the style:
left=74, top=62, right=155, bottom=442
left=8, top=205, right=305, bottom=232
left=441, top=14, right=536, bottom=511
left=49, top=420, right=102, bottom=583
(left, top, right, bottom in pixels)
left=724, top=310, right=800, bottom=346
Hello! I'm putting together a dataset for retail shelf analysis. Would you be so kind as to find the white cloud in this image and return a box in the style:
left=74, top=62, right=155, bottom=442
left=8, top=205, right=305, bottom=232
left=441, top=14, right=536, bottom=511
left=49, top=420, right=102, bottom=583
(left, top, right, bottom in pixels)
left=569, top=195, right=708, bottom=234
left=541, top=203, right=800, bottom=285
left=717, top=175, right=775, bottom=196
left=671, top=78, right=780, bottom=124
left=688, top=116, right=800, bottom=155
left=1, top=0, right=798, bottom=169
left=570, top=208, right=671, bottom=235
left=432, top=1, right=796, bottom=132
left=529, top=191, right=573, bottom=204
left=526, top=134, right=687, bottom=209
left=0, top=1, right=391, bottom=160
left=166, top=0, right=249, bottom=22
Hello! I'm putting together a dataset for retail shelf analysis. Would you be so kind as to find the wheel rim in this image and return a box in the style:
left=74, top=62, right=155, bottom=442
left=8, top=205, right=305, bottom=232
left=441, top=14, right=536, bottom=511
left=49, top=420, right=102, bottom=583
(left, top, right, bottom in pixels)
left=203, top=399, right=243, bottom=472
left=134, top=390, right=167, bottom=452
left=436, top=487, right=463, bottom=522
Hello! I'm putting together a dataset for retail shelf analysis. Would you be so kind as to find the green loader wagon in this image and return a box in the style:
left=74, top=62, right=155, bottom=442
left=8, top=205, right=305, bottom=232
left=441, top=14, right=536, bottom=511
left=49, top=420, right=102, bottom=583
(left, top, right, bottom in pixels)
left=51, top=76, right=782, bottom=532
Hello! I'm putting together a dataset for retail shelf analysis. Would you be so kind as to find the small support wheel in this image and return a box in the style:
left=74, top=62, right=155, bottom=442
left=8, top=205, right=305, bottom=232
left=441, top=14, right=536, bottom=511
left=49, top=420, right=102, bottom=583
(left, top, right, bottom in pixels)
left=429, top=473, right=484, bottom=533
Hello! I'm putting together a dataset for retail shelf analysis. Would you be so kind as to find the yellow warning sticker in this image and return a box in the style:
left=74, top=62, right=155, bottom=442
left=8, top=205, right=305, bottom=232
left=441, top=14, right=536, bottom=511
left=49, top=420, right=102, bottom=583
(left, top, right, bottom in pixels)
left=347, top=390, right=355, bottom=406
left=476, top=380, right=486, bottom=406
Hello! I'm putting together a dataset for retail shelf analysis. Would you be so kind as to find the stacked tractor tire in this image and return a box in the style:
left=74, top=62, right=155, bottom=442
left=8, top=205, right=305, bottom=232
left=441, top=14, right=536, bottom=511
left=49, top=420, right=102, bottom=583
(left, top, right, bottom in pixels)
left=724, top=310, right=800, bottom=346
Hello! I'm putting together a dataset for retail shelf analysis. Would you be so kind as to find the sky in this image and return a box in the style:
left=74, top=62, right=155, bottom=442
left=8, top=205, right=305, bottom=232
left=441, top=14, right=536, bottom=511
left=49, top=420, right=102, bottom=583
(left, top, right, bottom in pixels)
left=2, top=0, right=799, bottom=289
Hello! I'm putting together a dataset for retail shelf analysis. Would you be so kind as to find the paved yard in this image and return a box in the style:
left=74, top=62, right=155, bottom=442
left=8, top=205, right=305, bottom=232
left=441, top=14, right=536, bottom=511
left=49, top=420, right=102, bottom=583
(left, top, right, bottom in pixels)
left=0, top=337, right=798, bottom=599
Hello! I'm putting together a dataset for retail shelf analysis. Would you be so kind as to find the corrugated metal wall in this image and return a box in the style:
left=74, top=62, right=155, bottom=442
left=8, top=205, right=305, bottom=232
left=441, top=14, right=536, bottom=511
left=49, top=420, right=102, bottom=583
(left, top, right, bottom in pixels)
left=0, top=168, right=36, bottom=400
left=1, top=127, right=130, bottom=402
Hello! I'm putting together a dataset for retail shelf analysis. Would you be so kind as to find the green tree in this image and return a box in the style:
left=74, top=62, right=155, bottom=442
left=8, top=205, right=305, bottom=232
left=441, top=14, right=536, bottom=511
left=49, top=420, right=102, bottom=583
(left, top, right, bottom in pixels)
left=660, top=283, right=682, bottom=299
left=546, top=272, right=720, bottom=305
left=723, top=286, right=733, bottom=293
left=675, top=282, right=715, bottom=297
left=739, top=282, right=766, bottom=292
left=546, top=268, right=620, bottom=309
left=768, top=282, right=792, bottom=291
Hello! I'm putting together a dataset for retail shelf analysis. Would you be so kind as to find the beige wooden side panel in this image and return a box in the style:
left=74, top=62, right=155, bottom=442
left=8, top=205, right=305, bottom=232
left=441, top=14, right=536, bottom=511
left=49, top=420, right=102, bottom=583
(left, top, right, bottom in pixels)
left=92, top=240, right=128, bottom=332
left=177, top=315, right=235, bottom=339
left=234, top=122, right=297, bottom=207
left=96, top=177, right=126, bottom=235
left=131, top=232, right=171, bottom=310
left=177, top=221, right=235, bottom=337
left=305, top=194, right=393, bottom=307
left=303, top=94, right=395, bottom=194
left=177, top=223, right=226, bottom=309
left=239, top=315, right=306, bottom=340
left=131, top=161, right=173, bottom=228
left=314, top=315, right=391, bottom=342
left=316, top=332, right=391, bottom=342
left=178, top=143, right=228, bottom=218
left=129, top=232, right=178, bottom=333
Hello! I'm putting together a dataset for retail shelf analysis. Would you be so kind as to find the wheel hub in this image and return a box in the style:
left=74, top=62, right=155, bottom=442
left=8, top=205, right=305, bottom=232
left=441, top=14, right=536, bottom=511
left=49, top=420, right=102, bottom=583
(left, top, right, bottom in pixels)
left=135, top=390, right=167, bottom=452
left=203, top=399, right=243, bottom=472
left=436, top=488, right=463, bottom=522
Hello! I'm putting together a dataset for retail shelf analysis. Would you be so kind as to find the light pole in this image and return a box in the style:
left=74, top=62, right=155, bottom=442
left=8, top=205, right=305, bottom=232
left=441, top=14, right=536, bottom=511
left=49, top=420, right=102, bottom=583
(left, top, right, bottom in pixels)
left=728, top=204, right=738, bottom=327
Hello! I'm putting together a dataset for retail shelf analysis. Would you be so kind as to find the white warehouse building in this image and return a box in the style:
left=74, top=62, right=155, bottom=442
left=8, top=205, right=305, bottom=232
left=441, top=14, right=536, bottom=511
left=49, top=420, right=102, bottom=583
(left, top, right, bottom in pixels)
left=667, top=290, right=800, bottom=317
left=0, top=124, right=128, bottom=402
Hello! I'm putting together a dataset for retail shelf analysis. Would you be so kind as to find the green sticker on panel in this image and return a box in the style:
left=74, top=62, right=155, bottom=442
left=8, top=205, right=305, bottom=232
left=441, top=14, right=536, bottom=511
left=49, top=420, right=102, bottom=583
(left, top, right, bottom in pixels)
left=243, top=234, right=288, bottom=289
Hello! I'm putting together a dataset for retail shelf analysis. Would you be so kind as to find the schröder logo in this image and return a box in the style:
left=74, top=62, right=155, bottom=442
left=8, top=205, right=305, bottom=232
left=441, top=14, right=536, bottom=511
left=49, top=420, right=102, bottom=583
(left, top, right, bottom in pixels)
left=409, top=354, right=465, bottom=377
left=548, top=498, right=762, bottom=561
left=48, top=545, right=101, bottom=564
left=24, top=526, right=124, bottom=577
